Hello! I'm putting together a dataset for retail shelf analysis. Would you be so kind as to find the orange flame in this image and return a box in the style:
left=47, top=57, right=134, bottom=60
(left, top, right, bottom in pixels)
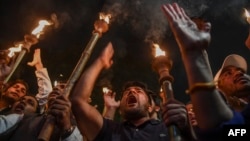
left=99, top=13, right=111, bottom=24
left=244, top=8, right=250, bottom=24
left=8, top=44, right=23, bottom=57
left=31, top=20, right=52, bottom=38
left=102, top=87, right=110, bottom=94
left=153, top=43, right=166, bottom=57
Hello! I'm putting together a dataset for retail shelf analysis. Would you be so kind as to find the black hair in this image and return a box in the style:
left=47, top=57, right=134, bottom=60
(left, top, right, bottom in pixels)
left=3, top=79, right=29, bottom=94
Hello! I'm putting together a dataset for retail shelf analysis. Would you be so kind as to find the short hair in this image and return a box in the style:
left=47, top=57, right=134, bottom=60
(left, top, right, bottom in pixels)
left=122, top=81, right=152, bottom=105
left=3, top=79, right=29, bottom=94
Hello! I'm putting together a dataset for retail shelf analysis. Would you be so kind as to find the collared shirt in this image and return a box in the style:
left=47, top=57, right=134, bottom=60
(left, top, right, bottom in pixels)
left=94, top=118, right=169, bottom=141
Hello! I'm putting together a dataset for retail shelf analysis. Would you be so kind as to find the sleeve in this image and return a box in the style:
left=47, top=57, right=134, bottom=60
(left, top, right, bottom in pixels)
left=34, top=68, right=53, bottom=112
left=61, top=126, right=83, bottom=141
left=195, top=110, right=245, bottom=141
left=0, top=113, right=23, bottom=134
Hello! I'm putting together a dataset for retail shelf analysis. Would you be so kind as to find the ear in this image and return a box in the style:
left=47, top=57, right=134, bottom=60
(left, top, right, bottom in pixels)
left=148, top=105, right=153, bottom=113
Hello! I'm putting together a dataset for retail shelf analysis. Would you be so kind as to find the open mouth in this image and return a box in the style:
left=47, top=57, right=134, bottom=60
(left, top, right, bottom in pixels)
left=14, top=103, right=25, bottom=112
left=126, top=95, right=137, bottom=106
left=235, top=77, right=249, bottom=84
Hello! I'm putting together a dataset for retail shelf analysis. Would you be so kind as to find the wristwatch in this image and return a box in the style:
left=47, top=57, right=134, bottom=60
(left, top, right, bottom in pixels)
left=61, top=125, right=75, bottom=139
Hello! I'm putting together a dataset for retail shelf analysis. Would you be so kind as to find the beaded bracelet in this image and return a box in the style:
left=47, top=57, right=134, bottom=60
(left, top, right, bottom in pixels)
left=185, top=82, right=216, bottom=95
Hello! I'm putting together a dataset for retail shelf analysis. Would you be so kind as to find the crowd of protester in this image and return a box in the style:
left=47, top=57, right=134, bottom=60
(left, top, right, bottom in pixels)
left=0, top=2, right=250, bottom=141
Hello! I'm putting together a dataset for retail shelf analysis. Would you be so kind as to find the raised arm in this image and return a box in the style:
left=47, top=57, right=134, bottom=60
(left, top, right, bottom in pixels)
left=27, top=48, right=52, bottom=113
left=70, top=42, right=114, bottom=140
left=161, top=3, right=233, bottom=129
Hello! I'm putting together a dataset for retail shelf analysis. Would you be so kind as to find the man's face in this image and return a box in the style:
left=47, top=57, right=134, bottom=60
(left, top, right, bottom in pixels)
left=11, top=95, right=38, bottom=114
left=4, top=83, right=27, bottom=102
left=120, top=86, right=150, bottom=120
left=218, top=66, right=250, bottom=98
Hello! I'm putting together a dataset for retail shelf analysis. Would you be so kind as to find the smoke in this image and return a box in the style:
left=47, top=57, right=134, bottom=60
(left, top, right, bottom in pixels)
left=101, top=0, right=211, bottom=44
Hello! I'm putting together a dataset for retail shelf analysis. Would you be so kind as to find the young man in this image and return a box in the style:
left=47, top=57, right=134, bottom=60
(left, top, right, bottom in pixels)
left=0, top=48, right=52, bottom=114
left=0, top=84, right=82, bottom=141
left=0, top=95, right=39, bottom=134
left=71, top=42, right=193, bottom=141
left=214, top=54, right=250, bottom=111
left=161, top=2, right=245, bottom=140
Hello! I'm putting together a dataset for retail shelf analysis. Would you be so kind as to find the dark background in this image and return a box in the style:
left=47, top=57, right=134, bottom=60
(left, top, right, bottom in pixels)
left=1, top=0, right=250, bottom=112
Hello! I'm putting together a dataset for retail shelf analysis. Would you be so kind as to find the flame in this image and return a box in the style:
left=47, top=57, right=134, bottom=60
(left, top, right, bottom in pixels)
left=54, top=80, right=58, bottom=87
left=102, top=87, right=110, bottom=94
left=31, top=20, right=52, bottom=38
left=244, top=8, right=250, bottom=24
left=244, top=8, right=250, bottom=18
left=8, top=44, right=23, bottom=57
left=99, top=13, right=111, bottom=24
left=153, top=43, right=166, bottom=57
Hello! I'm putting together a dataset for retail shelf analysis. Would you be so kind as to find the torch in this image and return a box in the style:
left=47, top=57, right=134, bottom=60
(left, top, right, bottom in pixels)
left=37, top=12, right=111, bottom=141
left=3, top=20, right=52, bottom=84
left=152, top=43, right=181, bottom=141
left=244, top=8, right=250, bottom=49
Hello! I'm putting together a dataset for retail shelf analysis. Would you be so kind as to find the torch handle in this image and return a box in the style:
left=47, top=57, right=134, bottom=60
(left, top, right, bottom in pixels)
left=38, top=32, right=100, bottom=141
left=162, top=80, right=181, bottom=141
left=3, top=49, right=27, bottom=84
left=64, top=32, right=99, bottom=97
left=38, top=115, right=55, bottom=141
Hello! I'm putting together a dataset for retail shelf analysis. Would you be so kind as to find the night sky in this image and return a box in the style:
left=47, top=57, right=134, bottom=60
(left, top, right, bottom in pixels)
left=1, top=0, right=250, bottom=111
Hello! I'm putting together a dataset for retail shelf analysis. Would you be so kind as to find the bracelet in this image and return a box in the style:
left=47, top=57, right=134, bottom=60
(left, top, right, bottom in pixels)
left=185, top=82, right=216, bottom=95
left=61, top=125, right=75, bottom=139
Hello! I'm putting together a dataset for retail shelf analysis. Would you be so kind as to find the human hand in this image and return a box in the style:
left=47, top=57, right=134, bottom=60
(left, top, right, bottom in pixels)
left=103, top=91, right=120, bottom=109
left=99, top=42, right=114, bottom=69
left=27, top=48, right=43, bottom=70
left=161, top=3, right=211, bottom=52
left=162, top=99, right=188, bottom=130
left=0, top=51, right=16, bottom=81
left=47, top=94, right=72, bottom=131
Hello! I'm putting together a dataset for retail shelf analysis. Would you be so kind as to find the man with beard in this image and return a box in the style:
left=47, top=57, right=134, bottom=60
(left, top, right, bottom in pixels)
left=0, top=95, right=39, bottom=134
left=161, top=2, right=246, bottom=141
left=214, top=54, right=250, bottom=125
left=214, top=54, right=250, bottom=112
left=71, top=42, right=194, bottom=141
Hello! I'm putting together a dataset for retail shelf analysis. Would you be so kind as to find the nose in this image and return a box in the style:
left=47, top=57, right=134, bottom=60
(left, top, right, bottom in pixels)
left=128, top=89, right=136, bottom=95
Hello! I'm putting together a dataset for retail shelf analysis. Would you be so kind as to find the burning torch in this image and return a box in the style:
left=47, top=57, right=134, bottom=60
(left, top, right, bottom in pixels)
left=3, top=20, right=52, bottom=84
left=38, top=12, right=111, bottom=141
left=152, top=43, right=181, bottom=141
left=244, top=8, right=250, bottom=49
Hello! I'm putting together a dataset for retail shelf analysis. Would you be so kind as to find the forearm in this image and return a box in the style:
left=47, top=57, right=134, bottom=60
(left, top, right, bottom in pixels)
left=181, top=50, right=233, bottom=129
left=70, top=58, right=105, bottom=140
left=71, top=58, right=104, bottom=101
left=35, top=68, right=53, bottom=109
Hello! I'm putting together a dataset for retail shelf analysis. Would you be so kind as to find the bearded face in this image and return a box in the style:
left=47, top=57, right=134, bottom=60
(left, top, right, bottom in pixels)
left=119, top=86, right=150, bottom=121
left=218, top=66, right=250, bottom=98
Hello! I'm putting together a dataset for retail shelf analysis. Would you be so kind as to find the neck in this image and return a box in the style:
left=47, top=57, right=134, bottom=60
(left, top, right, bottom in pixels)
left=129, top=116, right=150, bottom=127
